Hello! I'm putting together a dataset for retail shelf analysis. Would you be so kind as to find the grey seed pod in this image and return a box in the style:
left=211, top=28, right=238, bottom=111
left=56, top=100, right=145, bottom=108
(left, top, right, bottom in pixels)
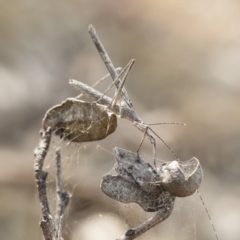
left=159, top=158, right=203, bottom=197
left=101, top=147, right=202, bottom=213
left=101, top=174, right=175, bottom=212
left=114, top=147, right=160, bottom=193
left=101, top=147, right=176, bottom=212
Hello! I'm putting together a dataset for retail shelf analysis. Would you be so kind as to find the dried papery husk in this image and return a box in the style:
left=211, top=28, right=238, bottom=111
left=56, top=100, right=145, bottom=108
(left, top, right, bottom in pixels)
left=114, top=147, right=160, bottom=193
left=101, top=147, right=202, bottom=212
left=101, top=147, right=175, bottom=212
left=42, top=98, right=117, bottom=142
left=101, top=174, right=175, bottom=212
left=159, top=158, right=203, bottom=197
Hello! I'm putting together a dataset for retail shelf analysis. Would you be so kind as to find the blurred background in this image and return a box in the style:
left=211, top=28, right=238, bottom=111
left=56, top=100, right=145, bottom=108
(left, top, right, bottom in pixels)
left=0, top=0, right=240, bottom=239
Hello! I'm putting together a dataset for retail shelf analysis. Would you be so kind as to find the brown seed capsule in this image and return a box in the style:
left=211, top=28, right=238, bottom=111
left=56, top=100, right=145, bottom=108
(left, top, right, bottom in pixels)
left=42, top=98, right=117, bottom=142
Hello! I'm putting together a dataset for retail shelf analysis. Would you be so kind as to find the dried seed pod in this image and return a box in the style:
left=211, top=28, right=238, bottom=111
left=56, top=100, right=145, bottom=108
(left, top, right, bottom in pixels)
left=101, top=147, right=202, bottom=212
left=42, top=98, right=117, bottom=142
left=101, top=174, right=175, bottom=212
left=114, top=147, right=160, bottom=193
left=101, top=147, right=175, bottom=212
left=159, top=158, right=203, bottom=197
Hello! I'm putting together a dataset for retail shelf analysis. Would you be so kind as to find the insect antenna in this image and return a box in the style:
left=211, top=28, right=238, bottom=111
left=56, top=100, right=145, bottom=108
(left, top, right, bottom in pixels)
left=145, top=122, right=186, bottom=126
left=197, top=190, right=219, bottom=240
left=148, top=127, right=180, bottom=160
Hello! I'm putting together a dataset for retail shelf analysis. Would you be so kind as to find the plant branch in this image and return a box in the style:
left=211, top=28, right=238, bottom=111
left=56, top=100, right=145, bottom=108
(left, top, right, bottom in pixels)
left=34, top=127, right=54, bottom=240
left=55, top=148, right=70, bottom=240
left=117, top=202, right=174, bottom=240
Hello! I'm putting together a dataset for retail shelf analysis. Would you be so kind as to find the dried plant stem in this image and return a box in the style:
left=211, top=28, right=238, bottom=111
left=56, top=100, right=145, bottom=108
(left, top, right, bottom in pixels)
left=117, top=204, right=174, bottom=240
left=34, top=127, right=54, bottom=240
left=55, top=149, right=70, bottom=240
left=34, top=128, right=70, bottom=240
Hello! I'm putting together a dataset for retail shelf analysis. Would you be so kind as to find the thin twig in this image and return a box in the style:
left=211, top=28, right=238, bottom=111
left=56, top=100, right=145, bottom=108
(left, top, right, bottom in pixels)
left=55, top=148, right=70, bottom=240
left=117, top=200, right=174, bottom=240
left=34, top=127, right=54, bottom=240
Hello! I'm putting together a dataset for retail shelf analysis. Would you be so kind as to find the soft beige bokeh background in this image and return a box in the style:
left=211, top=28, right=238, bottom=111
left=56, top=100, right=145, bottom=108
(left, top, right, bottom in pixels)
left=1, top=1, right=240, bottom=239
